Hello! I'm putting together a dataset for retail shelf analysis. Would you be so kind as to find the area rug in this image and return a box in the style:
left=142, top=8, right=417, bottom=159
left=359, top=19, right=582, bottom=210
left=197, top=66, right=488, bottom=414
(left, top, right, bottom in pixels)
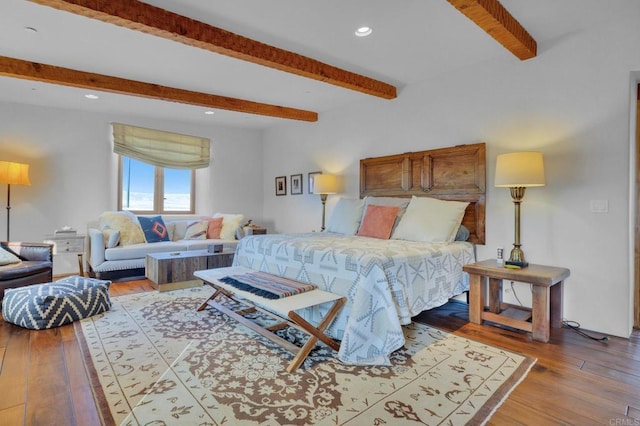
left=74, top=286, right=535, bottom=425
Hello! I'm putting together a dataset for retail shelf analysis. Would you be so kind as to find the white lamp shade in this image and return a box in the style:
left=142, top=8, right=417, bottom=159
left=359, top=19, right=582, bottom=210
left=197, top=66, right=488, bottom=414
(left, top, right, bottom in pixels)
left=0, top=161, right=31, bottom=186
left=495, top=152, right=545, bottom=187
left=313, top=174, right=338, bottom=194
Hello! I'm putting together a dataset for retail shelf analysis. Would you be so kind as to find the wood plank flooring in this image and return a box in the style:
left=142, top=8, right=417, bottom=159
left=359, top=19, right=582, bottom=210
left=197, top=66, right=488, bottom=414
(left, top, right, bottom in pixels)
left=0, top=279, right=638, bottom=425
left=414, top=302, right=640, bottom=425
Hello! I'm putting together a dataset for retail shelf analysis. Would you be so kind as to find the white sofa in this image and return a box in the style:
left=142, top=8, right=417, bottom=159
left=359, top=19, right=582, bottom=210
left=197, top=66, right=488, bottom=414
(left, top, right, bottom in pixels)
left=87, top=213, right=242, bottom=281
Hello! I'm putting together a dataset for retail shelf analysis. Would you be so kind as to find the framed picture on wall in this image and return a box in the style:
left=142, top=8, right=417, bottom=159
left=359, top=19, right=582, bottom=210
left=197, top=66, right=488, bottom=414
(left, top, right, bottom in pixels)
left=290, top=173, right=303, bottom=195
left=308, top=171, right=322, bottom=194
left=275, top=176, right=287, bottom=196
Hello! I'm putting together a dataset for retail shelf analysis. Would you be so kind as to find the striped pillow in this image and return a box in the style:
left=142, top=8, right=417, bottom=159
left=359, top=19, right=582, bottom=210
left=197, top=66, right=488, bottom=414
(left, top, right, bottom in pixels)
left=184, top=220, right=208, bottom=240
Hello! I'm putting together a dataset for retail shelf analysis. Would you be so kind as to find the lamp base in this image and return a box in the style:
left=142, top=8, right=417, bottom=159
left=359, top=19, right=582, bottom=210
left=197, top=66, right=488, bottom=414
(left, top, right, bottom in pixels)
left=320, top=194, right=328, bottom=232
left=507, top=245, right=527, bottom=268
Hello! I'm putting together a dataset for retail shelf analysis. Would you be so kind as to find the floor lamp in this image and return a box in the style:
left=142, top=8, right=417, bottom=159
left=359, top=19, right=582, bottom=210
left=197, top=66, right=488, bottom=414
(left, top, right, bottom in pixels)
left=0, top=161, right=31, bottom=241
left=494, top=152, right=545, bottom=267
left=313, top=174, right=338, bottom=232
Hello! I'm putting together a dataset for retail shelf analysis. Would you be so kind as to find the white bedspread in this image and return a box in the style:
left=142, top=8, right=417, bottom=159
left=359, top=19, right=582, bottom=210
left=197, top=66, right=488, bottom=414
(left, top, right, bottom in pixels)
left=233, top=232, right=475, bottom=365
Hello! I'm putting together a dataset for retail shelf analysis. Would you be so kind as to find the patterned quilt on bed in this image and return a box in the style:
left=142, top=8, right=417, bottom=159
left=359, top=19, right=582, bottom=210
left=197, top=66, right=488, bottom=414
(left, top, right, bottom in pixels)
left=233, top=232, right=475, bottom=365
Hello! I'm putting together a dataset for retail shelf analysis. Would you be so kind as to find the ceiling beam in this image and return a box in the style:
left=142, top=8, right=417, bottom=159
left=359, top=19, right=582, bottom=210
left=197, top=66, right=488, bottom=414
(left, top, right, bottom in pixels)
left=446, top=0, right=537, bottom=60
left=0, top=56, right=318, bottom=122
left=28, top=0, right=397, bottom=99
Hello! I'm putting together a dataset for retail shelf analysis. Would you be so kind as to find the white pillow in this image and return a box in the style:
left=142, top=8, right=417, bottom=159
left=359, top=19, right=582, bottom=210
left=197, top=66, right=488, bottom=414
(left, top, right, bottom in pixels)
left=102, top=229, right=121, bottom=248
left=362, top=196, right=410, bottom=212
left=184, top=220, right=208, bottom=240
left=213, top=213, right=244, bottom=240
left=361, top=196, right=410, bottom=232
left=325, top=198, right=364, bottom=235
left=170, top=220, right=198, bottom=241
left=391, top=196, right=469, bottom=243
left=165, top=222, right=176, bottom=241
left=0, top=246, right=21, bottom=266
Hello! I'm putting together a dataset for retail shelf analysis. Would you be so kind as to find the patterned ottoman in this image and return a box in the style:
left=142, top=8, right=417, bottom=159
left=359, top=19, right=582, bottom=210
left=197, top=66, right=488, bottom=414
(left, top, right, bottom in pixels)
left=2, top=275, right=111, bottom=330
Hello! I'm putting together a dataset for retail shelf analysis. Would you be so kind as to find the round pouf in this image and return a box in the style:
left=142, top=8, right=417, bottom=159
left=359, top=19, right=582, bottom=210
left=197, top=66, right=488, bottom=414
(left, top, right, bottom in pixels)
left=2, top=276, right=111, bottom=330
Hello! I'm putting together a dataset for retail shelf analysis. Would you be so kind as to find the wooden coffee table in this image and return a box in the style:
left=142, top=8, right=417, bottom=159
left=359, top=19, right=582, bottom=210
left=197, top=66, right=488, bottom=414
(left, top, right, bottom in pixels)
left=145, top=249, right=235, bottom=291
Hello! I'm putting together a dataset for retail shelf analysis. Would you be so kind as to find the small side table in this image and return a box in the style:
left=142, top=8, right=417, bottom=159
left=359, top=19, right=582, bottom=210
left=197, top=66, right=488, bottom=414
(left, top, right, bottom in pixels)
left=463, top=260, right=570, bottom=342
left=44, top=234, right=85, bottom=276
left=245, top=227, right=267, bottom=236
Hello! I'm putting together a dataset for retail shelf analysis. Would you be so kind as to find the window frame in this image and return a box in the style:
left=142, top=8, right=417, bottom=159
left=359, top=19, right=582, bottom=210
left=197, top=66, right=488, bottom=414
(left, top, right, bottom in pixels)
left=117, top=155, right=196, bottom=214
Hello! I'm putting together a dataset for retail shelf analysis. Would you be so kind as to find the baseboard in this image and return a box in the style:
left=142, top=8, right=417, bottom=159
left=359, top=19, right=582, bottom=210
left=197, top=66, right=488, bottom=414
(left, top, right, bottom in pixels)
left=92, top=268, right=146, bottom=282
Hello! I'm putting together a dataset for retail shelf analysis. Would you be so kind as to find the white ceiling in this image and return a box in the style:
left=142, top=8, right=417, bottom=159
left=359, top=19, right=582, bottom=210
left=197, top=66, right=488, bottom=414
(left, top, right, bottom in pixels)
left=0, top=0, right=631, bottom=129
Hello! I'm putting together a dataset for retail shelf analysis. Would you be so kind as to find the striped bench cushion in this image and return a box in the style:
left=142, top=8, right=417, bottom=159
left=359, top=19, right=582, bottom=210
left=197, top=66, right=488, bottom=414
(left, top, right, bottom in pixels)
left=2, top=276, right=111, bottom=330
left=219, top=271, right=316, bottom=299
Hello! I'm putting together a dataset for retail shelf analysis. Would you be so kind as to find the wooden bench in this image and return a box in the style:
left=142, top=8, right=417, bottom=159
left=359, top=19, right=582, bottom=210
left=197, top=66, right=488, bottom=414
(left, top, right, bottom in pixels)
left=194, top=267, right=346, bottom=372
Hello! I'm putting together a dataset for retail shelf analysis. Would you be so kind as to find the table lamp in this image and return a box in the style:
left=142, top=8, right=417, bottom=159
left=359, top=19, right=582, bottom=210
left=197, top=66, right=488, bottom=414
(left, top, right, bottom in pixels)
left=495, top=152, right=545, bottom=267
left=313, top=174, right=338, bottom=231
left=0, top=161, right=31, bottom=241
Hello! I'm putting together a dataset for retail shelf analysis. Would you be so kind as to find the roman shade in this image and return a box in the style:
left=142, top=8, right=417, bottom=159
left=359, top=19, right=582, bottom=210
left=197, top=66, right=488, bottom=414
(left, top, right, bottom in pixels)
left=112, top=123, right=210, bottom=169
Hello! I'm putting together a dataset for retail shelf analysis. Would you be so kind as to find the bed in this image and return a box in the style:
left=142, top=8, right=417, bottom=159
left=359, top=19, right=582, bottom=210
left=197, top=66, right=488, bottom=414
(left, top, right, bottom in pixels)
left=233, top=143, right=486, bottom=365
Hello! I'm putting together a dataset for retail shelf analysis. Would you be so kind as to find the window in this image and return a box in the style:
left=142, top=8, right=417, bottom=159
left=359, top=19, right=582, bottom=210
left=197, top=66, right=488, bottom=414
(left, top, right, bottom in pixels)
left=118, top=156, right=195, bottom=214
left=112, top=122, right=210, bottom=214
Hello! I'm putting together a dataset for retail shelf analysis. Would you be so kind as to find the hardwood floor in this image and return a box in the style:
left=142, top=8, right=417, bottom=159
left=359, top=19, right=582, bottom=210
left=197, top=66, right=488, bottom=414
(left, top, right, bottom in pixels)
left=415, top=302, right=640, bottom=425
left=0, top=279, right=155, bottom=426
left=0, top=279, right=638, bottom=425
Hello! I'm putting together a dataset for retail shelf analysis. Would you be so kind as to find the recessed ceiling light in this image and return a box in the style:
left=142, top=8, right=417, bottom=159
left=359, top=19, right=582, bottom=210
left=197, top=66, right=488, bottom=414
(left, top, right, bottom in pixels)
left=84, top=94, right=99, bottom=99
left=204, top=110, right=215, bottom=115
left=355, top=26, right=372, bottom=37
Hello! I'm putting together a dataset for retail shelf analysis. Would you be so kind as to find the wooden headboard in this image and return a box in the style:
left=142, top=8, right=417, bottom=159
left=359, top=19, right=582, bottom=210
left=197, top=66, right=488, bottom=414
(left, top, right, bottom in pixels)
left=360, top=143, right=486, bottom=244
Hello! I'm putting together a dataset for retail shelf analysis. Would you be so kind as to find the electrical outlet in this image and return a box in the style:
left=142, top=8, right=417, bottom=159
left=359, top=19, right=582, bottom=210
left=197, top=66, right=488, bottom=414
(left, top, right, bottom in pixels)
left=590, top=199, right=609, bottom=213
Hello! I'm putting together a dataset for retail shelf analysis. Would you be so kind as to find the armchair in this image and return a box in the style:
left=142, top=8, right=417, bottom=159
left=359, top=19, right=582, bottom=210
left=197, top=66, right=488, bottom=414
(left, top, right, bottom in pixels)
left=0, top=241, right=53, bottom=301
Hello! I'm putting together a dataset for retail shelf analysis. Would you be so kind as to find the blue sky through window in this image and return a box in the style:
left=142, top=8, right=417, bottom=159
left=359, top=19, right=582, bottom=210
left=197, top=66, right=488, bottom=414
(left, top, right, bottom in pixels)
left=164, top=168, right=191, bottom=193
left=123, top=158, right=190, bottom=193
left=122, top=157, right=191, bottom=211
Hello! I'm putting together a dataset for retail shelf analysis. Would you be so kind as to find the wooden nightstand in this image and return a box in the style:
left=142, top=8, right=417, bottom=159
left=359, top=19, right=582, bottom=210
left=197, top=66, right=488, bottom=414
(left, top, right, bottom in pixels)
left=463, top=260, right=570, bottom=342
left=43, top=234, right=86, bottom=276
left=247, top=227, right=267, bottom=235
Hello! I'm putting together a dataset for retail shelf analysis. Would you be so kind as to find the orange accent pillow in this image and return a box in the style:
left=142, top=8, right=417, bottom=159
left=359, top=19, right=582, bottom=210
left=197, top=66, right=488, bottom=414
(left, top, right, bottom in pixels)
left=357, top=205, right=400, bottom=239
left=207, top=217, right=224, bottom=239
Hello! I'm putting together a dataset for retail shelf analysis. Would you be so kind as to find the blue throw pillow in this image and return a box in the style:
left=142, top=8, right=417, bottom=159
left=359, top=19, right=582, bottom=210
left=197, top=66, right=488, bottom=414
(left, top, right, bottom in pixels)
left=138, top=216, right=170, bottom=243
left=455, top=224, right=471, bottom=241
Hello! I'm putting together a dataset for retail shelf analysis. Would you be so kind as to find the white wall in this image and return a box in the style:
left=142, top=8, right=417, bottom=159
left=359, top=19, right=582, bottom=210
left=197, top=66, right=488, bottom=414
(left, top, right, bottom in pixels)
left=0, top=102, right=264, bottom=273
left=262, top=8, right=640, bottom=337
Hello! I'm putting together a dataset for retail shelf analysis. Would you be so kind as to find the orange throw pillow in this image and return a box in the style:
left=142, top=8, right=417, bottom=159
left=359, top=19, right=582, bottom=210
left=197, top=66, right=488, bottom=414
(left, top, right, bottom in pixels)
left=357, top=205, right=400, bottom=239
left=207, top=217, right=224, bottom=239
